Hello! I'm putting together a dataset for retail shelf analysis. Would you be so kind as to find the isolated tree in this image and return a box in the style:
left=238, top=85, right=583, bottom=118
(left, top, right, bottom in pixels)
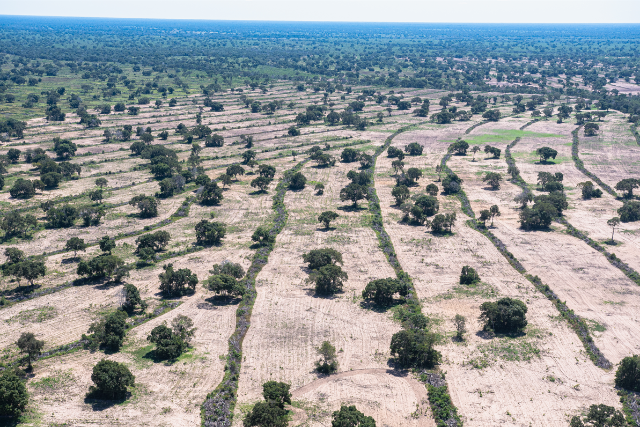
left=483, top=172, right=502, bottom=190
left=147, top=324, right=186, bottom=360
left=316, top=341, right=339, bottom=374
left=390, top=329, right=440, bottom=368
left=536, top=146, right=558, bottom=163
left=478, top=209, right=491, bottom=227
left=99, top=236, right=116, bottom=254
left=309, top=264, right=348, bottom=295
left=450, top=139, right=469, bottom=155
left=318, top=211, right=339, bottom=229
left=251, top=176, right=273, bottom=193
left=405, top=142, right=423, bottom=156
left=262, top=381, right=291, bottom=408
left=471, top=146, right=480, bottom=161
left=129, top=195, right=159, bottom=218
left=95, top=177, right=108, bottom=188
left=489, top=205, right=501, bottom=226
left=341, top=148, right=360, bottom=163
left=135, top=231, right=170, bottom=254
left=226, top=164, right=245, bottom=180
left=199, top=181, right=224, bottom=205
left=618, top=201, right=640, bottom=222
left=340, top=183, right=369, bottom=208
left=479, top=297, right=528, bottom=334
left=303, top=248, right=343, bottom=270
left=577, top=181, right=602, bottom=199
left=615, top=355, right=640, bottom=391
left=460, top=266, right=480, bottom=284
left=607, top=217, right=621, bottom=243
left=195, top=220, right=226, bottom=245
left=454, top=314, right=467, bottom=341
left=243, top=401, right=288, bottom=427
left=362, top=278, right=408, bottom=305
left=122, top=283, right=146, bottom=314
left=569, top=404, right=626, bottom=427
left=615, top=178, right=640, bottom=198
left=242, top=150, right=257, bottom=165
left=425, top=183, right=439, bottom=197
left=258, top=164, right=276, bottom=179
left=251, top=226, right=274, bottom=246
left=205, top=274, right=244, bottom=298
left=89, top=359, right=135, bottom=400
left=331, top=405, right=376, bottom=427
left=289, top=172, right=307, bottom=190
left=359, top=153, right=373, bottom=169
left=442, top=173, right=462, bottom=194
left=65, top=237, right=87, bottom=257
left=0, top=370, right=28, bottom=417
left=16, top=332, right=44, bottom=370
left=85, top=309, right=128, bottom=351
left=159, top=264, right=198, bottom=297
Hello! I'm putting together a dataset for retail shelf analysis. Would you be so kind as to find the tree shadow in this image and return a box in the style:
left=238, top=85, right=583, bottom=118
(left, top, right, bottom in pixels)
left=535, top=160, right=556, bottom=165
left=249, top=190, right=268, bottom=196
left=359, top=298, right=404, bottom=313
left=204, top=295, right=242, bottom=306
left=337, top=204, right=367, bottom=213
left=315, top=227, right=336, bottom=232
left=604, top=240, right=620, bottom=246
left=482, top=186, right=500, bottom=191
left=0, top=283, right=42, bottom=298
left=61, top=256, right=80, bottom=264
left=84, top=391, right=131, bottom=410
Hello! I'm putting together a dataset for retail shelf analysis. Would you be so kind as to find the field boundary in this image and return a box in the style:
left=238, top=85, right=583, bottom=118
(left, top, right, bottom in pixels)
left=571, top=126, right=617, bottom=197
left=200, top=158, right=309, bottom=427
left=442, top=119, right=612, bottom=369
left=368, top=122, right=463, bottom=427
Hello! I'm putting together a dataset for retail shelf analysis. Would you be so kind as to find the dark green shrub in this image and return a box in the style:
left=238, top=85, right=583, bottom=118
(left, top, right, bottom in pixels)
left=86, top=310, right=128, bottom=351
left=158, top=264, right=197, bottom=297
left=615, top=355, right=640, bottom=391
left=302, top=248, right=343, bottom=270
left=89, top=359, right=135, bottom=400
left=390, top=329, right=441, bottom=368
left=0, top=370, right=28, bottom=416
left=479, top=297, right=528, bottom=334
left=460, top=266, right=480, bottom=285
left=195, top=220, right=226, bottom=245
left=147, top=324, right=186, bottom=360
left=362, top=278, right=408, bottom=305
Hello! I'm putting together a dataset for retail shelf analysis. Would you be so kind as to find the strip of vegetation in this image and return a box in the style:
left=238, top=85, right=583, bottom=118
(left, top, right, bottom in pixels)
left=200, top=158, right=309, bottom=427
left=632, top=124, right=640, bottom=146
left=366, top=123, right=462, bottom=426
left=571, top=126, right=617, bottom=197
left=619, top=389, right=640, bottom=427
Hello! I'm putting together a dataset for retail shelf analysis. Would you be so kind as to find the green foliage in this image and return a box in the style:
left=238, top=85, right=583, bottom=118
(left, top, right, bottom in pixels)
left=122, top=283, right=147, bottom=314
left=251, top=176, right=273, bottom=192
left=309, top=264, right=348, bottom=295
left=460, top=266, right=480, bottom=285
left=199, top=181, right=224, bottom=205
left=426, top=383, right=462, bottom=427
left=16, top=332, right=45, bottom=369
left=135, top=230, right=171, bottom=254
left=65, top=237, right=87, bottom=257
left=482, top=172, right=502, bottom=190
left=341, top=147, right=359, bottom=163
left=262, top=381, right=291, bottom=408
left=77, top=253, right=126, bottom=280
left=318, top=211, right=339, bottom=229
left=159, top=263, right=198, bottom=297
left=195, top=220, right=226, bottom=245
left=289, top=171, right=307, bottom=190
left=129, top=195, right=159, bottom=218
left=340, top=182, right=369, bottom=207
left=9, top=178, right=37, bottom=198
left=89, top=359, right=135, bottom=400
left=210, top=262, right=245, bottom=279
left=405, top=142, right=423, bottom=156
left=243, top=401, right=288, bottom=427
left=1, top=249, right=46, bottom=286
left=449, top=139, right=469, bottom=155
left=0, top=211, right=38, bottom=238
left=578, top=181, right=603, bottom=199
left=392, top=185, right=410, bottom=206
left=569, top=404, right=626, bottom=427
left=618, top=201, right=640, bottom=223
left=46, top=204, right=78, bottom=228
left=86, top=309, right=128, bottom=351
left=442, top=172, right=462, bottom=194
left=390, top=329, right=441, bottom=368
left=362, top=278, right=408, bottom=305
left=316, top=341, right=339, bottom=374
left=331, top=405, right=376, bottom=427
left=302, top=248, right=343, bottom=270
left=615, top=355, right=640, bottom=392
left=0, top=370, right=28, bottom=417
left=479, top=297, right=528, bottom=334
left=147, top=324, right=187, bottom=360
left=205, top=274, right=245, bottom=297
left=536, top=146, right=558, bottom=162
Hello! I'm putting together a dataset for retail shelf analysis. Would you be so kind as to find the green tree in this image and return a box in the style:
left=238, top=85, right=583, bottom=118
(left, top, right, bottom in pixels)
left=122, top=283, right=146, bottom=314
left=404, top=142, right=423, bottom=156
left=99, top=236, right=116, bottom=254
left=251, top=176, right=273, bottom=193
left=243, top=402, right=288, bottom=427
left=251, top=226, right=274, bottom=247
left=289, top=172, right=307, bottom=190
left=569, top=404, right=626, bottom=427
left=262, top=381, right=291, bottom=408
left=331, top=405, right=376, bottom=427
left=318, top=211, right=339, bottom=229
left=362, top=278, right=407, bottom=305
left=195, top=220, right=226, bottom=245
left=460, top=266, right=480, bottom=284
left=479, top=297, right=528, bottom=334
left=316, top=341, right=339, bottom=374
left=95, top=177, right=108, bottom=188
left=226, top=164, right=245, bottom=180
left=89, top=359, right=135, bottom=400
left=483, top=172, right=502, bottom=190
left=65, top=237, right=86, bottom=257
left=615, top=178, right=640, bottom=198
left=615, top=355, right=640, bottom=391
left=129, top=195, right=159, bottom=218
left=159, top=264, right=198, bottom=297
left=607, top=217, right=621, bottom=243
left=340, top=183, right=369, bottom=207
left=0, top=370, right=28, bottom=417
left=309, top=264, right=348, bottom=295
left=536, top=146, right=558, bottom=163
left=390, top=329, right=441, bottom=368
left=302, top=248, right=343, bottom=270
left=454, top=314, right=467, bottom=341
left=205, top=274, right=245, bottom=297
left=489, top=205, right=501, bottom=226
left=16, top=332, right=44, bottom=370
left=341, top=148, right=360, bottom=163
left=147, top=324, right=186, bottom=360
left=199, top=181, right=224, bottom=205
left=392, top=185, right=410, bottom=205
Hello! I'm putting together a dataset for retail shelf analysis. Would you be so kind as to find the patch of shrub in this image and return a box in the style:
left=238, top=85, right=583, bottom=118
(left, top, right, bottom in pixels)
left=479, top=297, right=528, bottom=334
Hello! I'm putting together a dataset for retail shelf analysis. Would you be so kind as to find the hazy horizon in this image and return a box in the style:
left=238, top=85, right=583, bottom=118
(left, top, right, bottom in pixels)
left=2, top=0, right=640, bottom=24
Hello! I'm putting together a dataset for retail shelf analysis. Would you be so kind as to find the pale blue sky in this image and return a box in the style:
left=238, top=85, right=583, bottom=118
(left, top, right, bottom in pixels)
left=1, top=0, right=639, bottom=23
